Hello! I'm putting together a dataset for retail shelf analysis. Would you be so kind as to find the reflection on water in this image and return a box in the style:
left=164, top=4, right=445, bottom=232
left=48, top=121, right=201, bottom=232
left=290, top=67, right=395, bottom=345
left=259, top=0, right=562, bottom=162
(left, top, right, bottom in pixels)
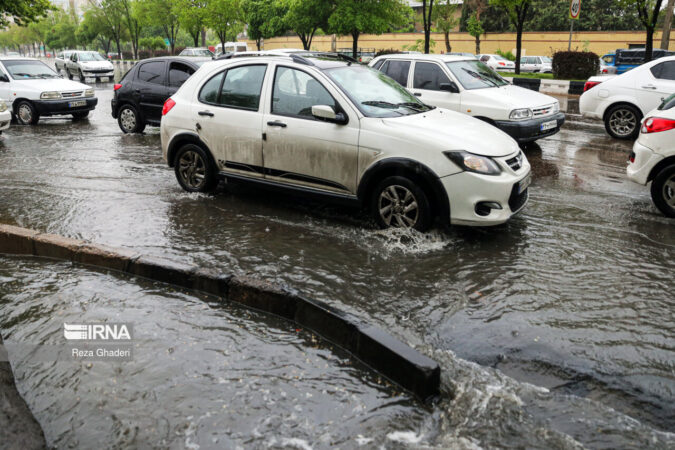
left=0, top=87, right=673, bottom=447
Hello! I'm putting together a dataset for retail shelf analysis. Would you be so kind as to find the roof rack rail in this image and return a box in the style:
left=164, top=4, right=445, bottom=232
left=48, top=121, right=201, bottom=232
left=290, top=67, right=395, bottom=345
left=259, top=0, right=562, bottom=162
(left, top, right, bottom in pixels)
left=299, top=51, right=358, bottom=64
left=289, top=54, right=314, bottom=66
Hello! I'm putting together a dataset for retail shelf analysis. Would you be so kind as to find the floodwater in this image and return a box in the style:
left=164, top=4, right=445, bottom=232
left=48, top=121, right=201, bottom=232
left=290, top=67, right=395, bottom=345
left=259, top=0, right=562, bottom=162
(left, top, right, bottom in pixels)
left=0, top=82, right=674, bottom=448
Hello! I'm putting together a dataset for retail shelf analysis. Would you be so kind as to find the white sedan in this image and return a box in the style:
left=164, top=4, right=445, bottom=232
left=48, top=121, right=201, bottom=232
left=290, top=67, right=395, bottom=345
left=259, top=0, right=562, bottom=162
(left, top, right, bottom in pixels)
left=580, top=55, right=675, bottom=139
left=477, top=54, right=516, bottom=71
left=627, top=94, right=675, bottom=217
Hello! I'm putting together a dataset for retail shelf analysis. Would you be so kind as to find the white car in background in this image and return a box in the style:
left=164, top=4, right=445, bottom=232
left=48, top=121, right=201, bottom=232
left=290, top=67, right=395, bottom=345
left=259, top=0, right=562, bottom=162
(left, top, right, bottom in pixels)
left=161, top=52, right=531, bottom=230
left=580, top=56, right=675, bottom=139
left=477, top=54, right=516, bottom=71
left=0, top=99, right=11, bottom=133
left=0, top=56, right=97, bottom=125
left=519, top=56, right=552, bottom=73
left=369, top=53, right=565, bottom=143
left=179, top=48, right=214, bottom=57
left=627, top=93, right=675, bottom=217
left=54, top=50, right=76, bottom=71
left=65, top=51, right=115, bottom=82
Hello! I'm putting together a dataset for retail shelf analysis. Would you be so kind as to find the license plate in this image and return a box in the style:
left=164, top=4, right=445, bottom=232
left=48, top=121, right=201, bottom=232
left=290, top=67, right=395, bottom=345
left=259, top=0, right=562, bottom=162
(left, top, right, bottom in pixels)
left=69, top=100, right=86, bottom=108
left=540, top=120, right=557, bottom=131
left=517, top=173, right=531, bottom=194
left=101, top=77, right=109, bottom=82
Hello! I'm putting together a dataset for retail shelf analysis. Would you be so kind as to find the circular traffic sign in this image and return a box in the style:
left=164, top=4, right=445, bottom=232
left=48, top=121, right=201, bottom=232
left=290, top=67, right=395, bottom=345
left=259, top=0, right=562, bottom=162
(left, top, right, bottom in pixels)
left=570, top=0, right=581, bottom=19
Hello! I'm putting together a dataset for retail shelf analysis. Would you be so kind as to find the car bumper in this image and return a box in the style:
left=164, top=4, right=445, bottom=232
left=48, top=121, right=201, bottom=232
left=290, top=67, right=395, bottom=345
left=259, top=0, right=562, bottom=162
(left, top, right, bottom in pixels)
left=441, top=168, right=531, bottom=226
left=0, top=109, right=11, bottom=131
left=83, top=71, right=114, bottom=80
left=494, top=112, right=565, bottom=143
left=627, top=140, right=663, bottom=185
left=33, top=97, right=98, bottom=116
left=111, top=99, right=117, bottom=118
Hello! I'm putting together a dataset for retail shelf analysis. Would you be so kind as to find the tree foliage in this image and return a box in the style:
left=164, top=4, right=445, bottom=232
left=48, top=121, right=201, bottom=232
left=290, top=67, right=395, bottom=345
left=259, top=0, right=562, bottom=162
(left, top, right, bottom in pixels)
left=490, top=0, right=533, bottom=74
left=619, top=0, right=665, bottom=61
left=176, top=0, right=207, bottom=47
left=204, top=0, right=243, bottom=53
left=242, top=0, right=287, bottom=50
left=433, top=0, right=459, bottom=52
left=0, top=0, right=53, bottom=27
left=283, top=0, right=333, bottom=50
left=137, top=0, right=181, bottom=54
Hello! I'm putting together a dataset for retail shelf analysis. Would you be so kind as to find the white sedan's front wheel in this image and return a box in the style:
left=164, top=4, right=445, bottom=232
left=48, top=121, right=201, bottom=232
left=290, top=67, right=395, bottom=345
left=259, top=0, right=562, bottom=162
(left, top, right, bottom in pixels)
left=371, top=176, right=432, bottom=231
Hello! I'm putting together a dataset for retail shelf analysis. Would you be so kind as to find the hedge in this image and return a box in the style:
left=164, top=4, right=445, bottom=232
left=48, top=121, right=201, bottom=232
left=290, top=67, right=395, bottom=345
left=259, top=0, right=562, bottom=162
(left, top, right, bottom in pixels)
left=552, top=51, right=599, bottom=80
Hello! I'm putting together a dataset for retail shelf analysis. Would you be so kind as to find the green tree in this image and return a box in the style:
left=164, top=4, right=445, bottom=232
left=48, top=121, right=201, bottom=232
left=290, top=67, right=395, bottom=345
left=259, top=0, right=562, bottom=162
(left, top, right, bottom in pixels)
left=619, top=0, right=665, bottom=61
left=204, top=0, right=243, bottom=54
left=120, top=0, right=143, bottom=59
left=85, top=0, right=127, bottom=58
left=242, top=0, right=287, bottom=50
left=328, top=0, right=410, bottom=59
left=466, top=13, right=484, bottom=54
left=490, top=0, right=533, bottom=74
left=419, top=0, right=435, bottom=54
left=525, top=0, right=643, bottom=32
left=176, top=0, right=207, bottom=47
left=0, top=0, right=52, bottom=26
left=138, top=0, right=180, bottom=54
left=283, top=0, right=332, bottom=51
left=433, top=0, right=459, bottom=52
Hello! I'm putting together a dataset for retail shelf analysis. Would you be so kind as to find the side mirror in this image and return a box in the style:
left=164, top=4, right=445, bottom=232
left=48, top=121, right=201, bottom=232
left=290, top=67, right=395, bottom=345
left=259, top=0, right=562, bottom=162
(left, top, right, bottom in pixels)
left=0, top=74, right=8, bottom=82
left=311, top=105, right=347, bottom=124
left=439, top=82, right=460, bottom=93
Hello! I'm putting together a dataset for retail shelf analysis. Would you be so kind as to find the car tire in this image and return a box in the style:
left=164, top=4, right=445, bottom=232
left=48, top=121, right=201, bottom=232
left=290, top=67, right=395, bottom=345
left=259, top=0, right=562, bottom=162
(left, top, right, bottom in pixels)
left=370, top=176, right=432, bottom=231
left=72, top=111, right=89, bottom=121
left=117, top=105, right=145, bottom=134
left=173, top=144, right=218, bottom=193
left=15, top=101, right=40, bottom=125
left=605, top=104, right=641, bottom=140
left=79, top=70, right=85, bottom=81
left=67, top=69, right=73, bottom=80
left=650, top=164, right=675, bottom=218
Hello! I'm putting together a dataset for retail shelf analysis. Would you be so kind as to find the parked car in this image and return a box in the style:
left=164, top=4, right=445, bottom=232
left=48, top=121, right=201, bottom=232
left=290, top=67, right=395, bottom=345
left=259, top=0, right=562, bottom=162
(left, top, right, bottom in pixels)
left=214, top=42, right=249, bottom=57
left=580, top=56, right=675, bottom=139
left=0, top=99, right=11, bottom=133
left=627, top=93, right=675, bottom=217
left=477, top=54, right=516, bottom=71
left=179, top=47, right=214, bottom=57
left=112, top=56, right=211, bottom=133
left=369, top=54, right=565, bottom=143
left=54, top=50, right=76, bottom=71
left=600, top=48, right=675, bottom=75
left=0, top=57, right=97, bottom=124
left=66, top=51, right=115, bottom=82
left=160, top=52, right=532, bottom=231
left=519, top=56, right=552, bottom=73
left=599, top=57, right=617, bottom=75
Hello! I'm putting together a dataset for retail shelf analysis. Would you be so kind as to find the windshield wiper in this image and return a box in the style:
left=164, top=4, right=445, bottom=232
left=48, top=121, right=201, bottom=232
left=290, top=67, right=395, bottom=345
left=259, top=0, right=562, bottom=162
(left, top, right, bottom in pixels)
left=12, top=72, right=35, bottom=78
left=397, top=102, right=432, bottom=112
left=362, top=100, right=400, bottom=109
left=38, top=74, right=59, bottom=78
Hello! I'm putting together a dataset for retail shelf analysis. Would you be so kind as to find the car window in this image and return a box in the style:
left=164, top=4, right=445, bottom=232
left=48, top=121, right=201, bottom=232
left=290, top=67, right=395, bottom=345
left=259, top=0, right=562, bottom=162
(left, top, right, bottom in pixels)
left=371, top=59, right=385, bottom=70
left=217, top=64, right=266, bottom=110
left=169, top=62, right=194, bottom=87
left=480, top=55, right=489, bottom=62
left=602, top=55, right=614, bottom=64
left=271, top=66, right=336, bottom=119
left=445, top=60, right=508, bottom=90
left=137, top=61, right=166, bottom=84
left=658, top=93, right=675, bottom=110
left=382, top=60, right=410, bottom=86
left=199, top=72, right=224, bottom=103
left=651, top=61, right=675, bottom=81
left=413, top=62, right=451, bottom=91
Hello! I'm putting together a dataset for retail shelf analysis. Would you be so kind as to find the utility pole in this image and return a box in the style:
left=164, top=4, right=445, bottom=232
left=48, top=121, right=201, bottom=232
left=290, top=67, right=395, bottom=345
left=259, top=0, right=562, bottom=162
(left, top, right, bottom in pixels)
left=568, top=20, right=574, bottom=51
left=662, top=0, right=675, bottom=50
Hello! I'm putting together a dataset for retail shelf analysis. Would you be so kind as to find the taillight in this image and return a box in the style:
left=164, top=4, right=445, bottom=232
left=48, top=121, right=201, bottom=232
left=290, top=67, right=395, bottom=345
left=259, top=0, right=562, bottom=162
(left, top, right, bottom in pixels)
left=584, top=81, right=601, bottom=92
left=641, top=117, right=675, bottom=134
left=113, top=84, right=122, bottom=91
left=601, top=68, right=608, bottom=73
left=498, top=62, right=505, bottom=66
left=162, top=98, right=176, bottom=116
left=628, top=151, right=635, bottom=163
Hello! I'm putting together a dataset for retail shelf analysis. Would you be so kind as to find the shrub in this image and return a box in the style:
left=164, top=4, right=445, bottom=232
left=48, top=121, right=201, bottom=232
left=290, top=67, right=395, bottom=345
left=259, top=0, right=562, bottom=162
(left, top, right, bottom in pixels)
left=174, top=46, right=185, bottom=55
left=137, top=50, right=152, bottom=60
left=552, top=50, right=599, bottom=80
left=496, top=49, right=516, bottom=61
left=375, top=48, right=402, bottom=58
left=154, top=49, right=170, bottom=57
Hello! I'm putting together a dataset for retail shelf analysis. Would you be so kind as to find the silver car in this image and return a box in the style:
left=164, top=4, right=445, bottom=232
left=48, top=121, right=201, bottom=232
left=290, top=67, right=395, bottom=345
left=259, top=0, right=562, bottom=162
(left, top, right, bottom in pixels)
left=65, top=51, right=115, bottom=81
left=54, top=50, right=76, bottom=72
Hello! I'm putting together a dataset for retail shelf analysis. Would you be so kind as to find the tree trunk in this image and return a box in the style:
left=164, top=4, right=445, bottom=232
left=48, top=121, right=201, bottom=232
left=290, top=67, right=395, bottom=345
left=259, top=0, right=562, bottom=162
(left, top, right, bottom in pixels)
left=298, top=33, right=309, bottom=50
left=475, top=35, right=480, bottom=54
left=662, top=0, right=675, bottom=50
left=645, top=27, right=655, bottom=62
left=256, top=38, right=261, bottom=51
left=515, top=24, right=523, bottom=74
left=445, top=32, right=451, bottom=52
left=193, top=31, right=199, bottom=47
left=352, top=31, right=360, bottom=60
left=201, top=28, right=206, bottom=47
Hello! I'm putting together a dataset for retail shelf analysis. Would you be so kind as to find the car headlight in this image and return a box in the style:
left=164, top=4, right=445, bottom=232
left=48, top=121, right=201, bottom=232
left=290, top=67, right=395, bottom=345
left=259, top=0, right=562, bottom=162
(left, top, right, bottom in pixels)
left=552, top=102, right=560, bottom=113
left=445, top=151, right=502, bottom=176
left=0, top=101, right=7, bottom=113
left=84, top=89, right=95, bottom=97
left=509, top=108, right=532, bottom=120
left=40, top=91, right=62, bottom=100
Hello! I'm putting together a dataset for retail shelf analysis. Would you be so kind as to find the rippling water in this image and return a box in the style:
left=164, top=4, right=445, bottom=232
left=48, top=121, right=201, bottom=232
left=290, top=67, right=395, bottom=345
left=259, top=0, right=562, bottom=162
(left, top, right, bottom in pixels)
left=0, top=86, right=673, bottom=447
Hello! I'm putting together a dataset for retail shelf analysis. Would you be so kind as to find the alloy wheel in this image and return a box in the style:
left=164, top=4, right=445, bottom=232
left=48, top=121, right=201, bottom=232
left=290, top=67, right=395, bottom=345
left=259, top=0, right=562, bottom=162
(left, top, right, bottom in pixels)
left=609, top=109, right=637, bottom=137
left=178, top=150, right=206, bottom=189
left=378, top=185, right=419, bottom=228
left=120, top=108, right=136, bottom=132
left=663, top=174, right=675, bottom=209
left=18, top=104, right=32, bottom=124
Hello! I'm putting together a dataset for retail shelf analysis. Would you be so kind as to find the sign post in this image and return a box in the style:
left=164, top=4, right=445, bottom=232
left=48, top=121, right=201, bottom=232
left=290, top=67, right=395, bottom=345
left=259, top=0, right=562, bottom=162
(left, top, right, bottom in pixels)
left=569, top=0, right=581, bottom=51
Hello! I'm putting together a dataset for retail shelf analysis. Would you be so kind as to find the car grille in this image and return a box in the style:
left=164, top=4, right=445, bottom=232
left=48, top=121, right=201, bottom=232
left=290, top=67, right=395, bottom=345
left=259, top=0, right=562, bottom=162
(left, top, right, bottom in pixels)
left=84, top=69, right=112, bottom=74
left=509, top=186, right=528, bottom=212
left=61, top=91, right=83, bottom=98
left=532, top=104, right=555, bottom=116
left=505, top=151, right=524, bottom=171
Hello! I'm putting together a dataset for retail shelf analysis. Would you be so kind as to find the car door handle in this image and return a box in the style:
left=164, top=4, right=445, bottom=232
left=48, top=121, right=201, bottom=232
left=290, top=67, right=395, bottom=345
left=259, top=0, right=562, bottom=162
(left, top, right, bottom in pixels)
left=198, top=111, right=214, bottom=117
left=414, top=92, right=422, bottom=97
left=642, top=85, right=657, bottom=90
left=267, top=120, right=287, bottom=127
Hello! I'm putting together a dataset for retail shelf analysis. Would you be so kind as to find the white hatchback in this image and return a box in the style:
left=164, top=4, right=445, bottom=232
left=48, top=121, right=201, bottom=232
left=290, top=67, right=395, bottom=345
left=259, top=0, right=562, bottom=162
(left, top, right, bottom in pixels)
left=628, top=94, right=675, bottom=217
left=161, top=53, right=532, bottom=230
left=580, top=56, right=675, bottom=140
left=369, top=54, right=564, bottom=143
left=477, top=54, right=516, bottom=71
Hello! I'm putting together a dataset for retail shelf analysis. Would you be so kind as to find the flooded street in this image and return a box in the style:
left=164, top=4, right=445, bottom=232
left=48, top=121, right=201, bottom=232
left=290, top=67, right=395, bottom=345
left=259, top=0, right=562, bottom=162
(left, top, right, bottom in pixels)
left=0, top=84, right=673, bottom=448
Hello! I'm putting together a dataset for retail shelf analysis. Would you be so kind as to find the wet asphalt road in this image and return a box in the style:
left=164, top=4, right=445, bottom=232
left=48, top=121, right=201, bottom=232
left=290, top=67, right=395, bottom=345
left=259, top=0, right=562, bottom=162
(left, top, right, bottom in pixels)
left=0, top=83, right=674, bottom=448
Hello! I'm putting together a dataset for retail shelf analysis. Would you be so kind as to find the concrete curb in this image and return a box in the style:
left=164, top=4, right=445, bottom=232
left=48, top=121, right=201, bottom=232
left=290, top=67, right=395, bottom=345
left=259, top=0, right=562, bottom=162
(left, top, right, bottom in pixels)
left=0, top=334, right=47, bottom=449
left=509, top=77, right=584, bottom=96
left=0, top=224, right=441, bottom=401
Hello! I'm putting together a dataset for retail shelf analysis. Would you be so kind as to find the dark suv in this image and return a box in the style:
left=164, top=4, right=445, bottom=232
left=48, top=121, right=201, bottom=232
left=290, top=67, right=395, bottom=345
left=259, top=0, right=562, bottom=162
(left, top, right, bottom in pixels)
left=111, top=57, right=211, bottom=133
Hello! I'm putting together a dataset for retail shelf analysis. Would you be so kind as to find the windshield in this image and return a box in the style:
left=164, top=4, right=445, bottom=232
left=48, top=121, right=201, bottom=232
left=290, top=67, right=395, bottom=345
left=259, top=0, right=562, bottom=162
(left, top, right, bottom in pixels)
left=493, top=55, right=508, bottom=61
left=325, top=66, right=433, bottom=118
left=445, top=60, right=508, bottom=90
left=541, top=56, right=552, bottom=63
left=79, top=52, right=106, bottom=61
left=2, top=60, right=59, bottom=79
left=658, top=93, right=675, bottom=110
